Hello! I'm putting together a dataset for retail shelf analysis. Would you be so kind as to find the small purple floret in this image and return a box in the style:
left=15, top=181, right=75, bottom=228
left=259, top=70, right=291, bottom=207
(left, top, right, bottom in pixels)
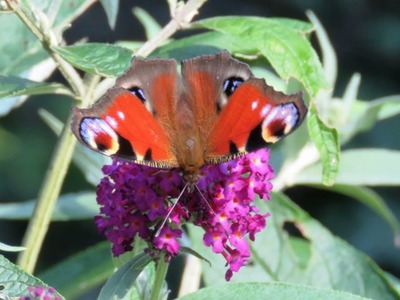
left=19, top=286, right=60, bottom=300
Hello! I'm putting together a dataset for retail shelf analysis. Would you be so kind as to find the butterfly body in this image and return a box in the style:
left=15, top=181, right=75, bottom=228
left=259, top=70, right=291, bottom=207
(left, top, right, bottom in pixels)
left=72, top=51, right=307, bottom=184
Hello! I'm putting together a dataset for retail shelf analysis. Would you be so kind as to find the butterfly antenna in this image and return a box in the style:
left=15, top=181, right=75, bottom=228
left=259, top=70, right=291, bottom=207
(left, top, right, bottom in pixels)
left=194, top=184, right=231, bottom=238
left=155, top=183, right=189, bottom=237
left=194, top=184, right=217, bottom=216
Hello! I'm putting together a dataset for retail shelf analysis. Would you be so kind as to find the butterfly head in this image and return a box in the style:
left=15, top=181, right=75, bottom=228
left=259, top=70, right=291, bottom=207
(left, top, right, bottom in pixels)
left=181, top=168, right=201, bottom=191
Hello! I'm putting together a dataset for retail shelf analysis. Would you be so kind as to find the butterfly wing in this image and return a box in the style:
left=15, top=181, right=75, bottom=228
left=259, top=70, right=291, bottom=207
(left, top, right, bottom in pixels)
left=179, top=51, right=307, bottom=164
left=71, top=57, right=180, bottom=167
left=207, top=78, right=307, bottom=162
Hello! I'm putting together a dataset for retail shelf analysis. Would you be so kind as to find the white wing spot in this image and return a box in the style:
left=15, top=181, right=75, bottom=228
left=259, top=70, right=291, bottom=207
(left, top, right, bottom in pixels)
left=251, top=100, right=259, bottom=110
left=117, top=111, right=125, bottom=120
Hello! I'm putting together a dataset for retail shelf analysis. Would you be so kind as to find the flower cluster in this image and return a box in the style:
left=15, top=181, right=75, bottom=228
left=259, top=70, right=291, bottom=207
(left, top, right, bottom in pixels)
left=19, top=286, right=60, bottom=300
left=95, top=148, right=274, bottom=280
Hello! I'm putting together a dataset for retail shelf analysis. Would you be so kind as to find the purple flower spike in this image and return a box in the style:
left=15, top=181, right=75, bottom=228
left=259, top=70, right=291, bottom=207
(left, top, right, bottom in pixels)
left=95, top=148, right=274, bottom=280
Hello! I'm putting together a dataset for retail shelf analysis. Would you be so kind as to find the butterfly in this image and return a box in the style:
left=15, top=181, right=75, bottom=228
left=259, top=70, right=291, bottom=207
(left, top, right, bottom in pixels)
left=71, top=51, right=307, bottom=185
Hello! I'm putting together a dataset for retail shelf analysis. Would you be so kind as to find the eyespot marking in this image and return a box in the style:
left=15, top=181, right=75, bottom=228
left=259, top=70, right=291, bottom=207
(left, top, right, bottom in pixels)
left=79, top=117, right=119, bottom=155
left=128, top=86, right=146, bottom=103
left=223, top=77, right=244, bottom=97
left=261, top=103, right=300, bottom=144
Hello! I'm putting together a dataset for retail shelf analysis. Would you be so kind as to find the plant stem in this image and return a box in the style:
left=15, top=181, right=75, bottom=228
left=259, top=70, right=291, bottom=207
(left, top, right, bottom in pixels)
left=4, top=0, right=85, bottom=97
left=4, top=0, right=87, bottom=272
left=135, top=0, right=207, bottom=57
left=150, top=256, right=169, bottom=300
left=17, top=114, right=77, bottom=272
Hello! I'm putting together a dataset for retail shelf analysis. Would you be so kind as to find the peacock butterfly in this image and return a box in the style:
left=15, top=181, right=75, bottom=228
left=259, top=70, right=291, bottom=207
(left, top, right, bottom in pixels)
left=71, top=51, right=307, bottom=185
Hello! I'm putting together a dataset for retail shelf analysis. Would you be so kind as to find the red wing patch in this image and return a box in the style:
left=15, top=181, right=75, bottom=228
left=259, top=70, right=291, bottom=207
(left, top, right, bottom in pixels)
left=72, top=89, right=177, bottom=167
left=206, top=79, right=306, bottom=162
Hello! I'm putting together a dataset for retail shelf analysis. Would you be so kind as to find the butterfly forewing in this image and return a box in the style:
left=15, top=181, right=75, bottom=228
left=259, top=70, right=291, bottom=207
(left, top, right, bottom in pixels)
left=206, top=78, right=307, bottom=163
left=71, top=58, right=180, bottom=167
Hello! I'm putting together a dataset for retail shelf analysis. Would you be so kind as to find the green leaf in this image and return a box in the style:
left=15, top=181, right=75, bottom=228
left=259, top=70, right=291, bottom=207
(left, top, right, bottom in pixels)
left=0, top=192, right=98, bottom=221
left=39, top=242, right=113, bottom=300
left=0, top=0, right=95, bottom=115
left=295, top=148, right=400, bottom=186
left=133, top=7, right=162, bottom=40
left=0, top=0, right=95, bottom=76
left=0, top=14, right=47, bottom=76
left=188, top=192, right=400, bottom=299
left=192, top=16, right=329, bottom=97
left=342, top=95, right=400, bottom=143
left=180, top=246, right=211, bottom=267
left=98, top=252, right=152, bottom=300
left=194, top=17, right=315, bottom=36
left=0, top=242, right=25, bottom=252
left=73, top=145, right=111, bottom=186
left=306, top=11, right=337, bottom=89
left=53, top=0, right=99, bottom=31
left=39, top=109, right=110, bottom=186
left=99, top=0, right=119, bottom=29
left=0, top=75, right=70, bottom=99
left=307, top=104, right=340, bottom=185
left=0, top=254, right=64, bottom=299
left=177, top=282, right=371, bottom=300
left=134, top=263, right=158, bottom=300
left=311, top=184, right=400, bottom=239
left=0, top=76, right=71, bottom=117
left=53, top=44, right=133, bottom=77
left=155, top=16, right=314, bottom=60
left=153, top=31, right=247, bottom=60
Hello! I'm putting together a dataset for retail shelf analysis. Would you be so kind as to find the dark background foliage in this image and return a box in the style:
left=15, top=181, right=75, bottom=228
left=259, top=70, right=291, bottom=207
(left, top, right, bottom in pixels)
left=1, top=0, right=399, bottom=291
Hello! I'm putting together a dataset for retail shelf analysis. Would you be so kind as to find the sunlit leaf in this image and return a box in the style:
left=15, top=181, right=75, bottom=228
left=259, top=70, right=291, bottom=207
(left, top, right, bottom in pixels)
left=98, top=253, right=152, bottom=300
left=0, top=75, right=70, bottom=99
left=188, top=192, right=400, bottom=299
left=295, top=149, right=400, bottom=186
left=0, top=254, right=64, bottom=299
left=307, top=104, right=340, bottom=185
left=192, top=16, right=329, bottom=97
left=1, top=0, right=95, bottom=76
left=53, top=44, right=133, bottom=77
left=177, top=282, right=372, bottom=300
left=342, top=95, right=400, bottom=143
